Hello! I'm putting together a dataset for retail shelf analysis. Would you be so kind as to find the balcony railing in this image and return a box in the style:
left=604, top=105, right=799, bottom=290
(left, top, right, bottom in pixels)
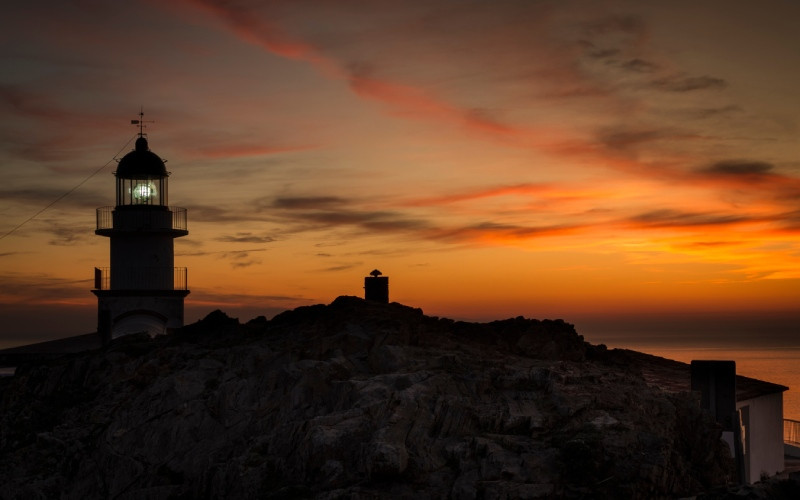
left=96, top=206, right=187, bottom=232
left=785, top=419, right=800, bottom=446
left=94, top=267, right=188, bottom=291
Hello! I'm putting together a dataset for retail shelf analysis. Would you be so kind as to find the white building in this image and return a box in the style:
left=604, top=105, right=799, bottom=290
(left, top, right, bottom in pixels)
left=92, top=123, right=189, bottom=341
left=735, top=376, right=786, bottom=482
left=638, top=353, right=788, bottom=484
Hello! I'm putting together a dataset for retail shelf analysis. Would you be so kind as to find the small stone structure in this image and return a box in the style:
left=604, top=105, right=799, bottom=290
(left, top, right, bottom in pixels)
left=364, top=269, right=388, bottom=303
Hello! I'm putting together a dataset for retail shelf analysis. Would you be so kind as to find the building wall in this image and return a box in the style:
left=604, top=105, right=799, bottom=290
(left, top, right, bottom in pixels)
left=737, top=392, right=784, bottom=482
left=97, top=294, right=186, bottom=339
left=364, top=276, right=389, bottom=303
left=110, top=234, right=175, bottom=267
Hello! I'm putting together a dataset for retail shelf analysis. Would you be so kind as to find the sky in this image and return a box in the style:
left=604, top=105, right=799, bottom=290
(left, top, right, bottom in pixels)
left=1, top=0, right=799, bottom=350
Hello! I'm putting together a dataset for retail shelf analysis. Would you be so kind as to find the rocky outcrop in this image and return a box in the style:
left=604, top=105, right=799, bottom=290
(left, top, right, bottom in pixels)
left=0, top=297, right=738, bottom=498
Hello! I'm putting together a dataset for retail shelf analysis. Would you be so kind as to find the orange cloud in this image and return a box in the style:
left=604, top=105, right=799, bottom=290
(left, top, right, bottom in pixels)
left=423, top=222, right=581, bottom=246
left=159, top=1, right=800, bottom=283
left=404, top=184, right=554, bottom=207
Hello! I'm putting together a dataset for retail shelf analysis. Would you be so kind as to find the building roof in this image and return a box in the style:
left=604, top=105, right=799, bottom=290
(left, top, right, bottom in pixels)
left=620, top=348, right=789, bottom=401
left=116, top=137, right=168, bottom=178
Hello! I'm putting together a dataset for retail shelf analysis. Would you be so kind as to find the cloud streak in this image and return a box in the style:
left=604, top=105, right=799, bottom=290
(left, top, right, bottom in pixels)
left=700, top=160, right=774, bottom=177
left=649, top=75, right=727, bottom=93
left=180, top=0, right=328, bottom=65
left=214, top=232, right=277, bottom=244
left=266, top=193, right=590, bottom=247
left=179, top=247, right=269, bottom=268
left=403, top=184, right=554, bottom=207
left=626, top=209, right=751, bottom=229
left=194, top=143, right=317, bottom=159
left=0, top=272, right=94, bottom=304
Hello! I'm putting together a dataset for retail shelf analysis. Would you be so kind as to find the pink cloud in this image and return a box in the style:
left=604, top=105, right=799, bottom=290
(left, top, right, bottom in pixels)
left=171, top=1, right=577, bottom=151
left=0, top=84, right=72, bottom=121
left=180, top=0, right=322, bottom=63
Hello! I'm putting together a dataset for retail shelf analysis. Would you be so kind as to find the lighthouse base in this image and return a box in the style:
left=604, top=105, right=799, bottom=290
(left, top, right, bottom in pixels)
left=92, top=290, right=190, bottom=343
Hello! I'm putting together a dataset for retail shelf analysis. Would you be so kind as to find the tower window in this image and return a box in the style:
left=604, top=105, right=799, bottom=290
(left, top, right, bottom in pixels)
left=132, top=182, right=157, bottom=203
left=117, top=177, right=167, bottom=206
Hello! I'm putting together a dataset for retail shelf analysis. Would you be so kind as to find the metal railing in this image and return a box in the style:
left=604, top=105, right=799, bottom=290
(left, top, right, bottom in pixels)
left=94, top=267, right=188, bottom=291
left=96, top=207, right=112, bottom=230
left=785, top=419, right=800, bottom=446
left=96, top=206, right=187, bottom=232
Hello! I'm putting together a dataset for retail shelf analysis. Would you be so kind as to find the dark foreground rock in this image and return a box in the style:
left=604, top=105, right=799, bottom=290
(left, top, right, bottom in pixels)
left=0, top=297, right=738, bottom=499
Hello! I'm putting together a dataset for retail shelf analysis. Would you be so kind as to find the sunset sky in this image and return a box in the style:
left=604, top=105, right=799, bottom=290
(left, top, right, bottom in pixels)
left=1, top=0, right=799, bottom=349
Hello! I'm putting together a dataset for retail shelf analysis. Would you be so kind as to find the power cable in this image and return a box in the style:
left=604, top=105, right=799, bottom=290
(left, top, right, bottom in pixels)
left=0, top=134, right=138, bottom=241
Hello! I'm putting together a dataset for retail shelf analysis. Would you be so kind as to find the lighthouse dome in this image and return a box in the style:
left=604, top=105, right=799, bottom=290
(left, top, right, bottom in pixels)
left=116, top=137, right=168, bottom=178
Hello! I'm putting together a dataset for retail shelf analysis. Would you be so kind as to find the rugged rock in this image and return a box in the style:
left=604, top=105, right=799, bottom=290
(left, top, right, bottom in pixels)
left=0, top=296, right=738, bottom=499
left=696, top=470, right=800, bottom=499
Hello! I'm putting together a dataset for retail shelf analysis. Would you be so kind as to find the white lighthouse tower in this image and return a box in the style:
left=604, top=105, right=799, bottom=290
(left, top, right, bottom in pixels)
left=92, top=114, right=189, bottom=342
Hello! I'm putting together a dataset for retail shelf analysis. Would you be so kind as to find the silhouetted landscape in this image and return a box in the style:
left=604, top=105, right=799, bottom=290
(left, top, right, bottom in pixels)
left=2, top=297, right=798, bottom=499
left=3, top=2, right=800, bottom=498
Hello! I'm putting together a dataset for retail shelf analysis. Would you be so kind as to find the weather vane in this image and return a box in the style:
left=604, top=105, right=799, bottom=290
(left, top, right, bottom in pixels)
left=130, top=107, right=154, bottom=137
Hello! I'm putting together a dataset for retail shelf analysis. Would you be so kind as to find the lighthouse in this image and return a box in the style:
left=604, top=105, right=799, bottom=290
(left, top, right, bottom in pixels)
left=92, top=115, right=189, bottom=341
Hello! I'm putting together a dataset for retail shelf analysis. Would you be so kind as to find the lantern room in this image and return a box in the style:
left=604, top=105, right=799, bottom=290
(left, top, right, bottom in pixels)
left=115, top=136, right=168, bottom=207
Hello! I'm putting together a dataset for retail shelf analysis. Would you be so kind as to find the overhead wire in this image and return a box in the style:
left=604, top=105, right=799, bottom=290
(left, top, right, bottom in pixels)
left=0, top=133, right=138, bottom=241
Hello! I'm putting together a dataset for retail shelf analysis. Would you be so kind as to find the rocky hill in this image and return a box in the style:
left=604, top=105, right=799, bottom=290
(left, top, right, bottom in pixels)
left=0, top=296, right=764, bottom=498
